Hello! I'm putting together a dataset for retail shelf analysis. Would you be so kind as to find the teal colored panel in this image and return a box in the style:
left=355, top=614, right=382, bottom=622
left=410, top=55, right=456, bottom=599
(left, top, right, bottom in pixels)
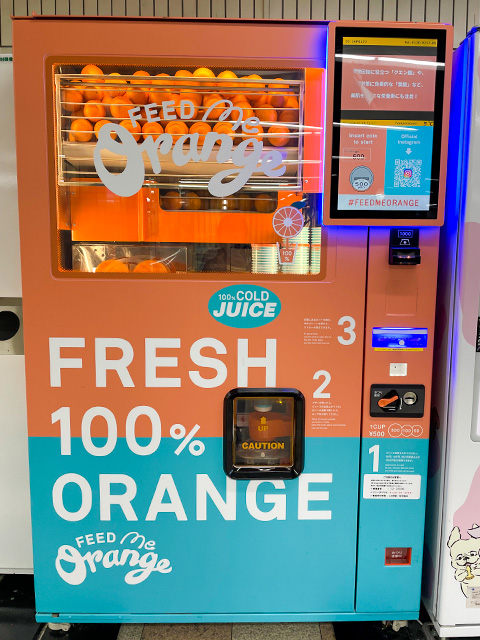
left=29, top=436, right=360, bottom=617
left=356, top=437, right=429, bottom=613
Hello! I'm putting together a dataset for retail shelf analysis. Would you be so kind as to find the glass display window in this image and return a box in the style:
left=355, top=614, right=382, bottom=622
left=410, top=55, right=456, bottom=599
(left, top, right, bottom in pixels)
left=51, top=61, right=324, bottom=277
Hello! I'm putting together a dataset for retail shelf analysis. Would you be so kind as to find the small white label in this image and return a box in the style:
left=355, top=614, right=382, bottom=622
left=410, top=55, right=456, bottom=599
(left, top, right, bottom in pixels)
left=467, top=586, right=480, bottom=608
left=390, top=363, right=408, bottom=376
left=363, top=474, right=421, bottom=500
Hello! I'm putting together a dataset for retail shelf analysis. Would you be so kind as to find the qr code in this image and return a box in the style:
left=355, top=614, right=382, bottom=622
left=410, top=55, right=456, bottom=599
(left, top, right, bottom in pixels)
left=394, top=158, right=422, bottom=188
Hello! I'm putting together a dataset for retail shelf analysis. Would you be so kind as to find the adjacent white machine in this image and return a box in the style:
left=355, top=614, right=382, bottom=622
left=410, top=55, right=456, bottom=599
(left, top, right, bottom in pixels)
left=423, top=25, right=480, bottom=637
left=0, top=59, right=32, bottom=574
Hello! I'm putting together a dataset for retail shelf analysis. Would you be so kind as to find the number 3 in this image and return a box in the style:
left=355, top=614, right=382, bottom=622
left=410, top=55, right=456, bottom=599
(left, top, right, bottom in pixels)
left=338, top=316, right=356, bottom=345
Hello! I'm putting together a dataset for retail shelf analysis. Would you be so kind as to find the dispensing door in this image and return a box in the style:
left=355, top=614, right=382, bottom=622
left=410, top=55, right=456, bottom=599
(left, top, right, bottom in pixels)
left=14, top=17, right=367, bottom=622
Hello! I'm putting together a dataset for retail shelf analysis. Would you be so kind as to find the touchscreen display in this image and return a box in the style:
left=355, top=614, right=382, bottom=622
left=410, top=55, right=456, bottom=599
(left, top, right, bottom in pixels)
left=330, top=29, right=446, bottom=220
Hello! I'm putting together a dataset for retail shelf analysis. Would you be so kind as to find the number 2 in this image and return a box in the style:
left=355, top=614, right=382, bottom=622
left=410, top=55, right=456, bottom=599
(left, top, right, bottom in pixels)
left=313, top=370, right=331, bottom=398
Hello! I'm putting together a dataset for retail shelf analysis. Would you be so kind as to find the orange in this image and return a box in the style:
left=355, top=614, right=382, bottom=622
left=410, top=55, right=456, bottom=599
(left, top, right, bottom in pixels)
left=255, top=193, right=275, bottom=213
left=231, top=101, right=254, bottom=121
left=193, top=67, right=216, bottom=86
left=285, top=95, right=299, bottom=108
left=81, top=64, right=104, bottom=81
left=126, top=86, right=149, bottom=105
left=238, top=194, right=253, bottom=211
left=151, top=73, right=170, bottom=86
left=94, top=120, right=117, bottom=140
left=165, top=120, right=189, bottom=143
left=62, top=89, right=83, bottom=112
left=174, top=70, right=195, bottom=86
left=133, top=260, right=170, bottom=273
left=96, top=259, right=129, bottom=273
left=131, top=70, right=151, bottom=84
left=203, top=94, right=228, bottom=120
left=83, top=86, right=104, bottom=102
left=103, top=72, right=127, bottom=98
left=150, top=74, right=173, bottom=103
left=119, top=119, right=142, bottom=142
left=84, top=99, right=106, bottom=123
left=219, top=197, right=238, bottom=211
left=232, top=94, right=250, bottom=105
left=150, top=87, right=174, bottom=104
left=278, top=109, right=299, bottom=123
left=240, top=123, right=264, bottom=142
left=253, top=93, right=269, bottom=108
left=243, top=74, right=265, bottom=101
left=142, top=121, right=164, bottom=142
left=267, top=125, right=290, bottom=147
left=269, top=79, right=290, bottom=108
left=255, top=107, right=277, bottom=124
left=101, top=93, right=114, bottom=114
left=178, top=90, right=202, bottom=107
left=216, top=70, right=238, bottom=98
left=183, top=192, right=202, bottom=210
left=213, top=121, right=235, bottom=141
left=110, top=96, right=134, bottom=119
left=189, top=122, right=212, bottom=144
left=162, top=191, right=183, bottom=210
left=68, top=119, right=93, bottom=142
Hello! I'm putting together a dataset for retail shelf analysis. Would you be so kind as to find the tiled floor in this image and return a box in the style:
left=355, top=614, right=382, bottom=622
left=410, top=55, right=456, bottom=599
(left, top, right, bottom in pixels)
left=119, top=622, right=335, bottom=640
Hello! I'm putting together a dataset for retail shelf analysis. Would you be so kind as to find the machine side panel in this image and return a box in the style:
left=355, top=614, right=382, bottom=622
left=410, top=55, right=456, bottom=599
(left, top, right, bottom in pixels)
left=422, top=37, right=471, bottom=622
left=434, top=29, right=480, bottom=629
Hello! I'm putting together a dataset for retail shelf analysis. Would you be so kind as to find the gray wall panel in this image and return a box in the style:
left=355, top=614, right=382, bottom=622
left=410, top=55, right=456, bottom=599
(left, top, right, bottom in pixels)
left=1, top=0, right=473, bottom=48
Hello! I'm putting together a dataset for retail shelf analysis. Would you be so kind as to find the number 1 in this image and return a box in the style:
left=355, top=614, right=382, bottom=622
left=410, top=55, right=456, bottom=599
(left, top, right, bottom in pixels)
left=369, top=444, right=380, bottom=473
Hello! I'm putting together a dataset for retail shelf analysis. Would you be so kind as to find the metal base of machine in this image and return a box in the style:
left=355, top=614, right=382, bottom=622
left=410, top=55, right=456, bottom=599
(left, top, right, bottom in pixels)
left=36, top=612, right=420, bottom=624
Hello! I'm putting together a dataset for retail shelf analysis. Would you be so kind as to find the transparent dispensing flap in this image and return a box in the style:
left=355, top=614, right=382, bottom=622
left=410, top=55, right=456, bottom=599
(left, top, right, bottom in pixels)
left=223, top=388, right=304, bottom=479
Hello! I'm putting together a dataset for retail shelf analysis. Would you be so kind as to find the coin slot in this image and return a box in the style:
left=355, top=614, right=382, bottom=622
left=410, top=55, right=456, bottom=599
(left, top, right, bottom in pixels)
left=403, top=391, right=418, bottom=406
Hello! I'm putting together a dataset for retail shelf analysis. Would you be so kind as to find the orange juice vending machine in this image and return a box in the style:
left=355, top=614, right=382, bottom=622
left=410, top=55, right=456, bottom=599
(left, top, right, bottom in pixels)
left=12, top=17, right=451, bottom=622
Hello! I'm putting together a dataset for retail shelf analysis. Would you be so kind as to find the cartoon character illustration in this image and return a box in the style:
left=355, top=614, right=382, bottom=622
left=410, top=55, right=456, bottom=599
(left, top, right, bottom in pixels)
left=448, top=524, right=480, bottom=596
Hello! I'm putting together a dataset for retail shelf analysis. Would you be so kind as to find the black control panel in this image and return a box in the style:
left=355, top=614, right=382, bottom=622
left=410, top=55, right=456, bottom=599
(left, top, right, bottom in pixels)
left=370, top=384, right=425, bottom=418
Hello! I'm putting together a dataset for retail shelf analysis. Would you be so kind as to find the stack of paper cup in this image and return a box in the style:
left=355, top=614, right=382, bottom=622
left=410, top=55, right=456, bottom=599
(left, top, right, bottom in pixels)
left=252, top=244, right=278, bottom=274
left=310, top=228, right=322, bottom=274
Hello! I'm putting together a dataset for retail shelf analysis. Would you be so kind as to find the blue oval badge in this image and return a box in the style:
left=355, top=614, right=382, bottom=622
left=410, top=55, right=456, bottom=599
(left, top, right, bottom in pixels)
left=208, top=285, right=281, bottom=328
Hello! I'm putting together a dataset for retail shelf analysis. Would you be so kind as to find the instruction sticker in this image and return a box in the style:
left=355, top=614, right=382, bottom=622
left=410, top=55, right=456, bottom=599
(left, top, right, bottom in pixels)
left=467, top=586, right=480, bottom=608
left=363, top=474, right=421, bottom=499
left=466, top=587, right=480, bottom=609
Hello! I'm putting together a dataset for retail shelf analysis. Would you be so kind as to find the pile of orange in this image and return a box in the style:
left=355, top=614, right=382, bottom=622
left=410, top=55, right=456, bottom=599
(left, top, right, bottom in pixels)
left=64, top=64, right=298, bottom=148
left=95, top=257, right=173, bottom=273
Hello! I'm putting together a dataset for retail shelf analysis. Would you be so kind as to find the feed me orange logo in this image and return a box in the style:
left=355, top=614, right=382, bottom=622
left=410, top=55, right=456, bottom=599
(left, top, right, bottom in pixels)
left=88, top=65, right=288, bottom=198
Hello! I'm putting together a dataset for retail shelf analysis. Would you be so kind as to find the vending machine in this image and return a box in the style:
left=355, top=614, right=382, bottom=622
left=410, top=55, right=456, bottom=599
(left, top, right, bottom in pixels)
left=423, top=26, right=480, bottom=637
left=12, top=16, right=451, bottom=623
